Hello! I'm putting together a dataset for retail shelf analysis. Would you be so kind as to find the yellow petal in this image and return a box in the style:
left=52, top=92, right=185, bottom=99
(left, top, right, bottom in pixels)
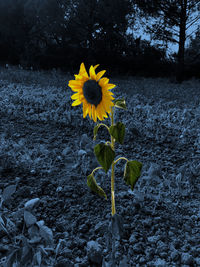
left=102, top=98, right=114, bottom=113
left=89, top=65, right=96, bottom=80
left=74, top=74, right=84, bottom=81
left=92, top=105, right=97, bottom=122
left=88, top=104, right=92, bottom=119
left=96, top=104, right=104, bottom=120
left=79, top=63, right=89, bottom=78
left=94, top=64, right=100, bottom=70
left=83, top=101, right=89, bottom=118
left=108, top=91, right=114, bottom=96
left=96, top=70, right=106, bottom=81
left=69, top=86, right=80, bottom=92
left=100, top=103, right=108, bottom=119
left=99, top=77, right=109, bottom=87
left=71, top=93, right=79, bottom=100
left=104, top=83, right=116, bottom=90
left=69, top=80, right=83, bottom=86
left=72, top=99, right=81, bottom=106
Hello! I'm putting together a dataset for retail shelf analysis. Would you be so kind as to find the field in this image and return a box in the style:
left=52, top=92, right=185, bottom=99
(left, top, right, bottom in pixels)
left=0, top=66, right=200, bottom=266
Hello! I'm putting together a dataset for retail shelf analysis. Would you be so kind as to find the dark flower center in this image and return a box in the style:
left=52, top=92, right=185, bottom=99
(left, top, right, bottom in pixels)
left=83, top=80, right=102, bottom=107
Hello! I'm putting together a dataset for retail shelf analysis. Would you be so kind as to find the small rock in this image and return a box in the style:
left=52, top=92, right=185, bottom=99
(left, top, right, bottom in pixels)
left=142, top=218, right=153, bottom=228
left=154, top=258, right=167, bottom=266
left=75, top=256, right=81, bottom=262
left=55, top=221, right=67, bottom=232
left=77, top=238, right=87, bottom=247
left=195, top=257, right=200, bottom=265
left=129, top=233, right=137, bottom=244
left=181, top=252, right=193, bottom=265
left=86, top=240, right=103, bottom=264
left=132, top=243, right=143, bottom=253
left=171, top=250, right=180, bottom=261
left=79, top=224, right=89, bottom=234
left=80, top=134, right=91, bottom=149
left=159, top=252, right=168, bottom=259
left=156, top=240, right=168, bottom=253
left=24, top=198, right=40, bottom=209
left=139, top=256, right=146, bottom=264
left=78, top=149, right=87, bottom=157
left=60, top=248, right=72, bottom=258
left=148, top=163, right=162, bottom=178
left=145, top=247, right=155, bottom=261
left=55, top=258, right=73, bottom=267
left=147, top=235, right=160, bottom=244
left=119, top=255, right=129, bottom=267
left=16, top=186, right=31, bottom=197
left=62, top=147, right=71, bottom=156
left=94, top=221, right=108, bottom=235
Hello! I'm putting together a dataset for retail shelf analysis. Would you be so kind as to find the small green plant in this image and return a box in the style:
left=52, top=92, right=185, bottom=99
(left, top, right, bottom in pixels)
left=0, top=185, right=54, bottom=267
left=68, top=63, right=143, bottom=265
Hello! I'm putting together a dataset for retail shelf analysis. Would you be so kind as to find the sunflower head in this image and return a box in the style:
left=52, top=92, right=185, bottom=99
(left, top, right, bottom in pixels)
left=68, top=63, right=116, bottom=122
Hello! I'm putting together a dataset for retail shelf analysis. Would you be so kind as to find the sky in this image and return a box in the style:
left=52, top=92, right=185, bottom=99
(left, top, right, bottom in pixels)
left=127, top=11, right=200, bottom=56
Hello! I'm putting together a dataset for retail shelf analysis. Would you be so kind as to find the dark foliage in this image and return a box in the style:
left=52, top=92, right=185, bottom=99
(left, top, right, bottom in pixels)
left=133, top=0, right=200, bottom=81
left=0, top=0, right=199, bottom=79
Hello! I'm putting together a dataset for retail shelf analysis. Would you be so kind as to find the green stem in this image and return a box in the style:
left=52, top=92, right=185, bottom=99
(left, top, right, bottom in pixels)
left=91, top=166, right=103, bottom=176
left=114, top=157, right=128, bottom=166
left=110, top=107, right=116, bottom=216
left=98, top=123, right=110, bottom=133
left=105, top=141, right=112, bottom=146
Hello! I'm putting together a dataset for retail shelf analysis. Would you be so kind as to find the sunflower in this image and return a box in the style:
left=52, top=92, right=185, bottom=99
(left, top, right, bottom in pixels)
left=68, top=63, right=116, bottom=122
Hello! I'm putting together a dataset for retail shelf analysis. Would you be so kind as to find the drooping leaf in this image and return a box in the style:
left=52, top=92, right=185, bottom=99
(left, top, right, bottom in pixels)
left=87, top=174, right=107, bottom=200
left=94, top=143, right=115, bottom=173
left=24, top=211, right=37, bottom=228
left=123, top=160, right=142, bottom=190
left=113, top=98, right=127, bottom=110
left=2, top=184, right=16, bottom=201
left=109, top=122, right=125, bottom=144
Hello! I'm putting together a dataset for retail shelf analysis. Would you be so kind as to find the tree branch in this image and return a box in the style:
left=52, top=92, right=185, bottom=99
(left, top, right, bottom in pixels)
left=186, top=15, right=200, bottom=30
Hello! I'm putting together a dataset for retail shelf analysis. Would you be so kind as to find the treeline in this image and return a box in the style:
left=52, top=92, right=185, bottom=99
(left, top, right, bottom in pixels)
left=0, top=0, right=199, bottom=80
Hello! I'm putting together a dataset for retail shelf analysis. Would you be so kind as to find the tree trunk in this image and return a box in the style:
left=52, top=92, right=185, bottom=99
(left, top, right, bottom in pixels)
left=176, top=0, right=187, bottom=82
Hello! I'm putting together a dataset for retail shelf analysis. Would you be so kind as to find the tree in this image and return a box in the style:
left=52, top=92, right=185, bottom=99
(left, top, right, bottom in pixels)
left=96, top=0, right=131, bottom=62
left=66, top=0, right=131, bottom=70
left=184, top=26, right=200, bottom=78
left=133, top=0, right=200, bottom=81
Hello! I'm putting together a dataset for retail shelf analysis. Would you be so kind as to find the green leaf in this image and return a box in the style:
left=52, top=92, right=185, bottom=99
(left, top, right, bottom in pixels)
left=113, top=98, right=127, bottom=110
left=93, top=124, right=100, bottom=141
left=87, top=174, right=107, bottom=200
left=123, top=160, right=142, bottom=190
left=94, top=143, right=115, bottom=173
left=109, top=122, right=125, bottom=144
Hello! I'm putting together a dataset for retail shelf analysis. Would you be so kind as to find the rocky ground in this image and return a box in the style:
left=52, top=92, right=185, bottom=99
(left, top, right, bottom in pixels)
left=0, top=68, right=200, bottom=266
